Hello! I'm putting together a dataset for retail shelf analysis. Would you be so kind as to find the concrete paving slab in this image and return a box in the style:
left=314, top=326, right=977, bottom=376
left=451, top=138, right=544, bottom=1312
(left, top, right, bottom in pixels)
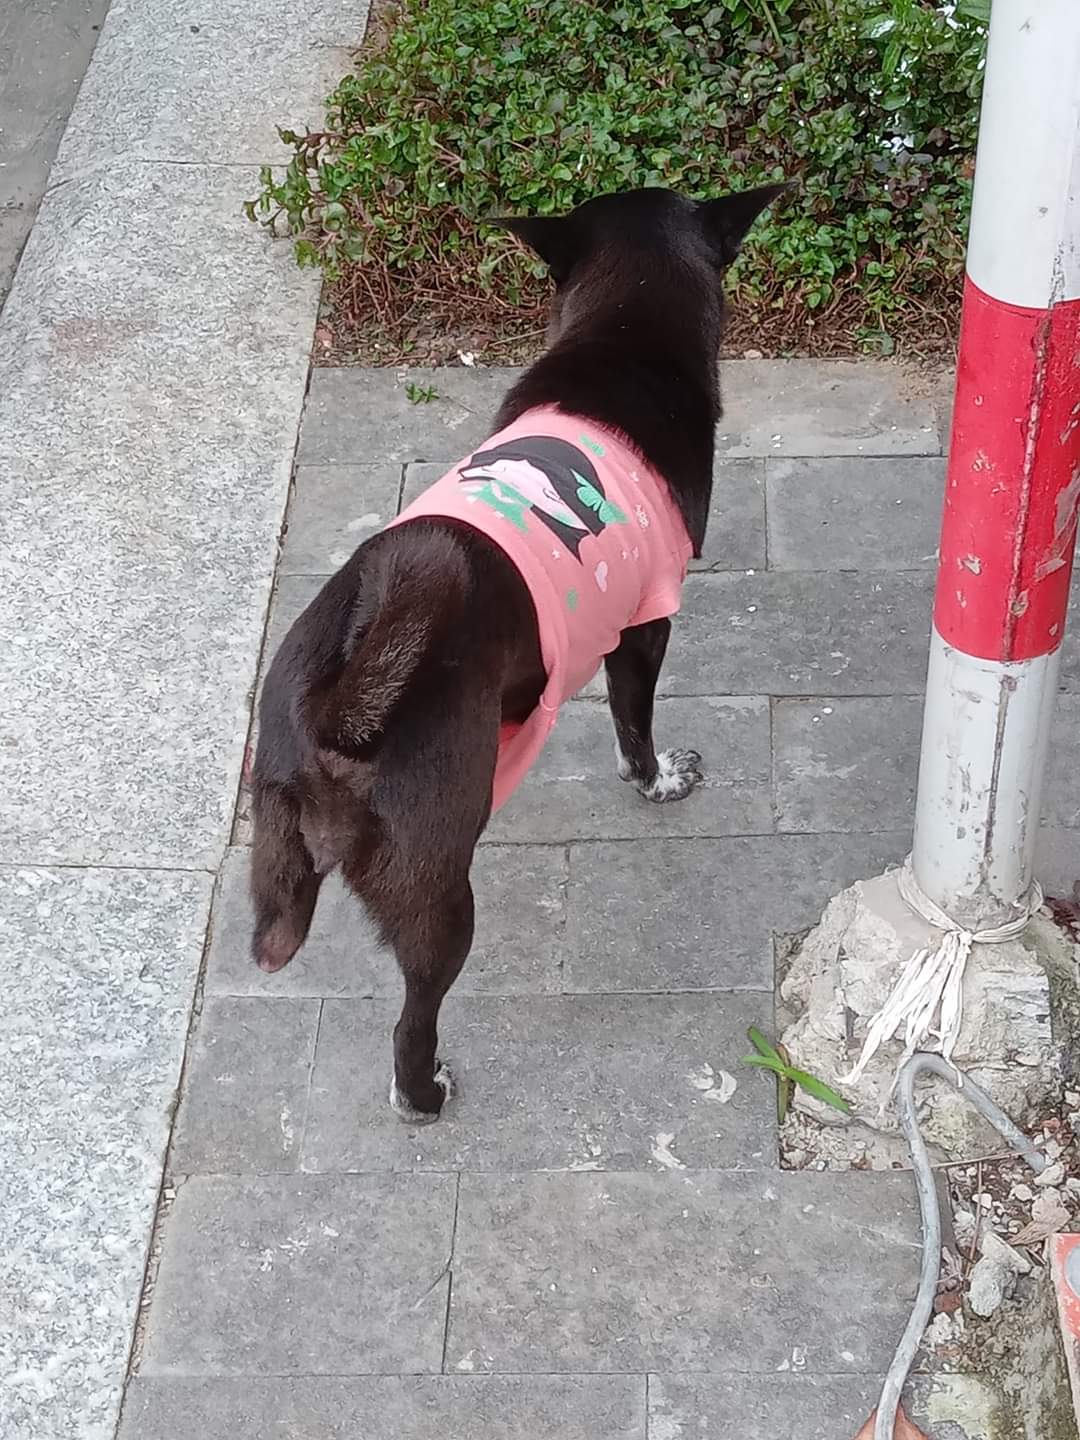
left=0, top=161, right=319, bottom=868
left=205, top=844, right=568, bottom=997
left=140, top=1173, right=456, bottom=1376
left=716, top=360, right=941, bottom=457
left=261, top=573, right=324, bottom=667
left=118, top=1375, right=648, bottom=1440
left=447, top=1170, right=918, bottom=1374
left=651, top=1373, right=1007, bottom=1440
left=662, top=570, right=933, bottom=697
left=649, top=1374, right=880, bottom=1439
left=1037, top=826, right=1080, bottom=899
left=485, top=697, right=772, bottom=843
left=170, top=997, right=320, bottom=1175
left=772, top=692, right=1080, bottom=836
left=773, top=695, right=923, bottom=834
left=0, top=0, right=109, bottom=307
left=298, top=362, right=942, bottom=465
left=563, top=833, right=909, bottom=992
left=698, top=459, right=768, bottom=571
left=301, top=993, right=775, bottom=1173
left=299, top=367, right=512, bottom=465
left=281, top=463, right=402, bottom=574
left=0, top=865, right=211, bottom=1440
left=766, top=456, right=944, bottom=571
left=52, top=0, right=354, bottom=175
left=1047, top=693, right=1080, bottom=829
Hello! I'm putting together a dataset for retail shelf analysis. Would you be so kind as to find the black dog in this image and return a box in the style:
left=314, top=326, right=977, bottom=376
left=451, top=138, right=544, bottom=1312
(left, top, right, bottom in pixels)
left=249, top=184, right=784, bottom=1121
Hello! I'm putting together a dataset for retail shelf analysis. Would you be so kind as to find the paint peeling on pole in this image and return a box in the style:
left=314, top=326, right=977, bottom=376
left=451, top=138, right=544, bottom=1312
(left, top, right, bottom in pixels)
left=911, top=0, right=1080, bottom=930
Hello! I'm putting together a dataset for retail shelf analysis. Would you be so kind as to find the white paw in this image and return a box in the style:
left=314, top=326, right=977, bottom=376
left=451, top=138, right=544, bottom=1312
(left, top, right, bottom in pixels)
left=615, top=741, right=634, bottom=782
left=640, top=748, right=703, bottom=803
left=389, top=1061, right=455, bottom=1125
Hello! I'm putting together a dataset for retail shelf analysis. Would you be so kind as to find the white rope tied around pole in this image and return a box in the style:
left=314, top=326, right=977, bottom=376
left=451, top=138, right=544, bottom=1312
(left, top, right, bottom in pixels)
left=843, top=857, right=1043, bottom=1086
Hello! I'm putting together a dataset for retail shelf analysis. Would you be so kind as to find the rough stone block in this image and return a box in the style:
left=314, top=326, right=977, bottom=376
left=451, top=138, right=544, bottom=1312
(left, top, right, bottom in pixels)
left=141, top=1173, right=456, bottom=1376
left=485, top=697, right=772, bottom=843
left=301, top=993, right=775, bottom=1173
left=779, top=872, right=1065, bottom=1156
left=447, top=1170, right=917, bottom=1373
left=766, top=456, right=944, bottom=571
left=170, top=997, right=320, bottom=1174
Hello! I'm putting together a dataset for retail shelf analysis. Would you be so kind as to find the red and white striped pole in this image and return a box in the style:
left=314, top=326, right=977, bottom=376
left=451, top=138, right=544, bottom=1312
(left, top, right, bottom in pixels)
left=910, top=0, right=1080, bottom=932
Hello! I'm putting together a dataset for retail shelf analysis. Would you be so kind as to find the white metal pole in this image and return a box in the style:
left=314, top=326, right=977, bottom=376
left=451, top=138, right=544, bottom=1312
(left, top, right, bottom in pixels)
left=910, top=0, right=1080, bottom=930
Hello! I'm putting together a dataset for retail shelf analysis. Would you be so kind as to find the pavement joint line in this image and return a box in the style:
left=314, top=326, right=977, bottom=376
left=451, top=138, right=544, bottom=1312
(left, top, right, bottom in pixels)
left=123, top=859, right=227, bottom=1393
left=278, top=566, right=940, bottom=578
left=147, top=1166, right=805, bottom=1182
left=0, top=859, right=217, bottom=875
left=301, top=451, right=944, bottom=465
left=440, top=1174, right=462, bottom=1375
left=297, top=999, right=325, bottom=1168
left=767, top=696, right=779, bottom=831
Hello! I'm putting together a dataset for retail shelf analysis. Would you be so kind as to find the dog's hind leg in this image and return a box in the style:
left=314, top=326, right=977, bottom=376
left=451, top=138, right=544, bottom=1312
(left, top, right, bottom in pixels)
left=249, top=782, right=323, bottom=973
left=605, top=617, right=703, bottom=802
left=353, top=857, right=475, bottom=1123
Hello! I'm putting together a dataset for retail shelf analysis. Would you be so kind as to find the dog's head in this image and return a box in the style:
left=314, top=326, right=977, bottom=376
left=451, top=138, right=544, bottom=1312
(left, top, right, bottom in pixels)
left=494, top=184, right=787, bottom=346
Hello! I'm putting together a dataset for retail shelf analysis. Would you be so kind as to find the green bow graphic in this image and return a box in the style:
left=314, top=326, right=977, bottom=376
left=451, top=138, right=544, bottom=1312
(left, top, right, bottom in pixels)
left=573, top=470, right=627, bottom=526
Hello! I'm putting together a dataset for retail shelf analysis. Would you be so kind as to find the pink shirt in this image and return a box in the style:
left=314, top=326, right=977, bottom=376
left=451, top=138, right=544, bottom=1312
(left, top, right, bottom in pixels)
left=390, top=407, right=693, bottom=810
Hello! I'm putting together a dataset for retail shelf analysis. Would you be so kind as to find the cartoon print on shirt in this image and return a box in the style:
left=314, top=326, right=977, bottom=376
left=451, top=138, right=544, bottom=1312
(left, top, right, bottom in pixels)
left=458, top=435, right=628, bottom=560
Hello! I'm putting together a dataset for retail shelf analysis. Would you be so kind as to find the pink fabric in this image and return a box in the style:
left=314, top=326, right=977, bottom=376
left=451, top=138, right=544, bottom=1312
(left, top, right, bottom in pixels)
left=390, top=407, right=693, bottom=810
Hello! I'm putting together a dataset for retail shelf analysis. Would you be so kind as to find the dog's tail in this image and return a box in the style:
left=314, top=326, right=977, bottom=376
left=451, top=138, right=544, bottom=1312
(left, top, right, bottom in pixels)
left=313, top=528, right=471, bottom=756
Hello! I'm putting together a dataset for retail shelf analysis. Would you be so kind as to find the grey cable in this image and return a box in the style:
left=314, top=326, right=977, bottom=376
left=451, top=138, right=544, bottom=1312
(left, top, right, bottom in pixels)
left=874, top=1052, right=1048, bottom=1440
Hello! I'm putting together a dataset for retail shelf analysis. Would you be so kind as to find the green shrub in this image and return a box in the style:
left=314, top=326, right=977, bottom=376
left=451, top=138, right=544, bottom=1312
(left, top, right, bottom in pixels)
left=248, top=0, right=989, bottom=357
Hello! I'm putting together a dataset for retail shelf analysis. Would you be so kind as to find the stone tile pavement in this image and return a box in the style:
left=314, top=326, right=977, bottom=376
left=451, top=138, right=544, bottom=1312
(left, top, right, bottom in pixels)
left=121, top=363, right=1080, bottom=1438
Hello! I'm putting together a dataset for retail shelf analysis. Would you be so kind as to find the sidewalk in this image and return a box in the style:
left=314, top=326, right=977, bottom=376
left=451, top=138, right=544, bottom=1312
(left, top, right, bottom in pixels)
left=3, top=3, right=1078, bottom=1435
left=0, top=4, right=364, bottom=1438
left=122, top=363, right=1079, bottom=1438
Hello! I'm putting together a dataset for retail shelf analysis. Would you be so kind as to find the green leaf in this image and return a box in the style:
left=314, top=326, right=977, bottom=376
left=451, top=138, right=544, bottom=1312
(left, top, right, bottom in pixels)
left=787, top=1067, right=852, bottom=1114
left=741, top=1053, right=787, bottom=1075
left=747, top=1025, right=783, bottom=1064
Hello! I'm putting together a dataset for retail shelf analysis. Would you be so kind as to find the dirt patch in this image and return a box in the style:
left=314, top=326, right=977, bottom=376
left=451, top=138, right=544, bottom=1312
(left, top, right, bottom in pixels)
left=315, top=271, right=961, bottom=370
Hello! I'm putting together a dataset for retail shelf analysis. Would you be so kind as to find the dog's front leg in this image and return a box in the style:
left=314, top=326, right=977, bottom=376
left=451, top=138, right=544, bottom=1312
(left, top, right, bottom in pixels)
left=605, top=618, right=703, bottom=803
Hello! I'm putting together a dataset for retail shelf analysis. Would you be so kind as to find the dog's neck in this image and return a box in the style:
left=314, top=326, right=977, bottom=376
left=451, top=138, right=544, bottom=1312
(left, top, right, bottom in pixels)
left=494, top=291, right=722, bottom=556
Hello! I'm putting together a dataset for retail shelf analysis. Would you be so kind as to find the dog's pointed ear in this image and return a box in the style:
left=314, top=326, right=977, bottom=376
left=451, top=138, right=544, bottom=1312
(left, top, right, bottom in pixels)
left=490, top=214, right=577, bottom=281
left=698, top=183, right=791, bottom=266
